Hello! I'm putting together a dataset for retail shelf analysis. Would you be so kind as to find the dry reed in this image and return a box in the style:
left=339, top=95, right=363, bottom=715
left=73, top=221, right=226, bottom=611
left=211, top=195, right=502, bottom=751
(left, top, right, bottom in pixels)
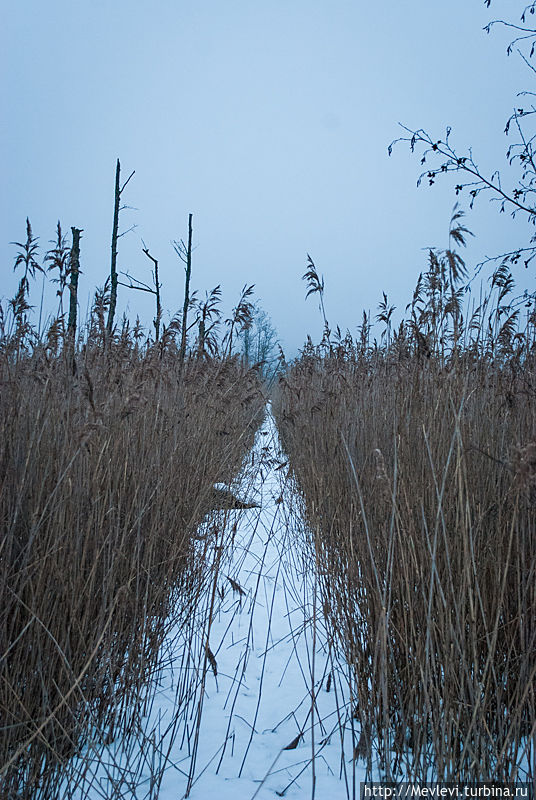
left=0, top=337, right=264, bottom=798
left=274, top=261, right=536, bottom=783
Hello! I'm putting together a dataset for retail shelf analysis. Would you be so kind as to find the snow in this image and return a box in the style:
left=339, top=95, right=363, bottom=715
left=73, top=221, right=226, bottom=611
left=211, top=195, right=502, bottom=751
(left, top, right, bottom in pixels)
left=70, top=403, right=368, bottom=799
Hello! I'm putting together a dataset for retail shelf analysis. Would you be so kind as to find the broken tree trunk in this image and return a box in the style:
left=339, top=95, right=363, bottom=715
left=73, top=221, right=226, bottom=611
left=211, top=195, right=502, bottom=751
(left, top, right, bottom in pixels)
left=106, top=159, right=121, bottom=336
left=178, top=213, right=193, bottom=372
left=67, top=227, right=82, bottom=341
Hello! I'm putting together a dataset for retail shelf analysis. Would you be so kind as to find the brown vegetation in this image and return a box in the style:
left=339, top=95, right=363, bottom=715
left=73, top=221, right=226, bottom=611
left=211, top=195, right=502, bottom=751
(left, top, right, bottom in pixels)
left=0, top=299, right=264, bottom=797
left=274, top=232, right=536, bottom=782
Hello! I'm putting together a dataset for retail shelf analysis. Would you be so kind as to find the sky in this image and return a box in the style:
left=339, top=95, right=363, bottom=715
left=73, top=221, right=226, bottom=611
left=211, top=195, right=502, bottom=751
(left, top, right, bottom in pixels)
left=1, top=0, right=533, bottom=355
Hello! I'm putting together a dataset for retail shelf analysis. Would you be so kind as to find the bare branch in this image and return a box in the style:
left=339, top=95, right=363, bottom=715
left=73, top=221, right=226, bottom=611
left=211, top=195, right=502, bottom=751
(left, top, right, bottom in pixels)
left=118, top=271, right=156, bottom=294
left=118, top=224, right=138, bottom=239
left=120, top=170, right=135, bottom=194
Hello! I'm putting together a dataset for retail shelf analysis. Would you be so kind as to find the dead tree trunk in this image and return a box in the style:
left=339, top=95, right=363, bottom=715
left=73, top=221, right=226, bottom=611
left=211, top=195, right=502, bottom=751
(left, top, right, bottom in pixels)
left=178, top=213, right=193, bottom=371
left=197, top=317, right=205, bottom=358
left=106, top=159, right=135, bottom=337
left=67, top=227, right=82, bottom=341
left=106, top=159, right=121, bottom=336
left=142, top=247, right=161, bottom=341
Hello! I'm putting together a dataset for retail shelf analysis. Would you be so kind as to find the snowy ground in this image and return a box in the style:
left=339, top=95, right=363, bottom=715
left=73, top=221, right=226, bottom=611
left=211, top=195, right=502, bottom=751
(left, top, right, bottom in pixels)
left=71, top=404, right=368, bottom=799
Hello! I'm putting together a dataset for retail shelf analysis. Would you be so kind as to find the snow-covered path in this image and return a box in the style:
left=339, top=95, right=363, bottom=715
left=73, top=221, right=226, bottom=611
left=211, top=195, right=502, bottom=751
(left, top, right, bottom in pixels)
left=154, top=404, right=363, bottom=799
left=72, top=404, right=366, bottom=800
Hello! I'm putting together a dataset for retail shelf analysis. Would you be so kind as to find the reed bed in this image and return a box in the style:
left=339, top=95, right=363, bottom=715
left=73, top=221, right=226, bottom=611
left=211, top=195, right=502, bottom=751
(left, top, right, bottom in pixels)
left=274, top=258, right=536, bottom=783
left=0, top=337, right=264, bottom=798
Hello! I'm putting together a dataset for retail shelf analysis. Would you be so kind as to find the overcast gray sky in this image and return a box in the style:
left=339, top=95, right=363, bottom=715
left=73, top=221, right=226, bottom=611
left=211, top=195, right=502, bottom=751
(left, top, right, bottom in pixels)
left=1, top=1, right=532, bottom=354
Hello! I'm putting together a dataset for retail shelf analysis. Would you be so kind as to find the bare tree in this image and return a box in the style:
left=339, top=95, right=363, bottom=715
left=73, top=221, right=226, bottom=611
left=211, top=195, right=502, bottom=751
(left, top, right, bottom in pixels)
left=67, top=227, right=82, bottom=342
left=389, top=1, right=536, bottom=277
left=118, top=242, right=162, bottom=341
left=143, top=247, right=162, bottom=341
left=173, top=213, right=194, bottom=372
left=106, top=159, right=135, bottom=335
left=240, top=302, right=280, bottom=380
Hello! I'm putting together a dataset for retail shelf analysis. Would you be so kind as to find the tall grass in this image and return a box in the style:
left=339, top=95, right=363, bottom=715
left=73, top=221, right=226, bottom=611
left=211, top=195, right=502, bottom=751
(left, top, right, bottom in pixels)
left=274, top=245, right=536, bottom=782
left=0, top=318, right=264, bottom=797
